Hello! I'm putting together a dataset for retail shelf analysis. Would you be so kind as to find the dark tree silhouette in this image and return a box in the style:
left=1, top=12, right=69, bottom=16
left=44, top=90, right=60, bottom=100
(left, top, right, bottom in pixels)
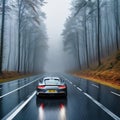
left=0, top=0, right=6, bottom=74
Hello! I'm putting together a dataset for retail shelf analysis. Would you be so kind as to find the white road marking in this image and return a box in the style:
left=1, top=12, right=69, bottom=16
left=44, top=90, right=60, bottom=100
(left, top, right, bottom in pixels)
left=91, top=84, right=99, bottom=88
left=69, top=81, right=72, bottom=84
left=84, top=92, right=120, bottom=120
left=0, top=78, right=39, bottom=99
left=73, top=85, right=76, bottom=87
left=111, top=91, right=120, bottom=97
left=63, top=76, right=82, bottom=92
left=2, top=91, right=36, bottom=120
left=77, top=87, right=82, bottom=92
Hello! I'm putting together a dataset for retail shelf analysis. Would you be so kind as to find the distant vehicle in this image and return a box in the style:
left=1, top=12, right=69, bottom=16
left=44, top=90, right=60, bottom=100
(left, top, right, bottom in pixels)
left=36, top=77, right=67, bottom=97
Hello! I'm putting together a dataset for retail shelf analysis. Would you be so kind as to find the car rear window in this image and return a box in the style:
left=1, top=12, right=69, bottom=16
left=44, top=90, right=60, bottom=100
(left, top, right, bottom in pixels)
left=44, top=79, right=61, bottom=85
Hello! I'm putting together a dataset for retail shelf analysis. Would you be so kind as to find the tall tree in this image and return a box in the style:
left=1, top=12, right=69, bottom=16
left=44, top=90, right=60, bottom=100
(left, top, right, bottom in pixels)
left=0, top=0, right=6, bottom=74
left=114, top=0, right=119, bottom=50
left=63, top=0, right=120, bottom=70
left=97, top=0, right=101, bottom=66
left=17, top=0, right=23, bottom=73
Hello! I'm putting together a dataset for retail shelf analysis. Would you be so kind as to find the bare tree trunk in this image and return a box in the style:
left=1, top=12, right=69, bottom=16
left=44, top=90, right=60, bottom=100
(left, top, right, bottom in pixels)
left=84, top=6, right=89, bottom=68
left=114, top=0, right=119, bottom=50
left=97, top=0, right=101, bottom=66
left=17, top=0, right=23, bottom=73
left=7, top=21, right=12, bottom=70
left=0, top=0, right=6, bottom=74
left=76, top=30, right=81, bottom=70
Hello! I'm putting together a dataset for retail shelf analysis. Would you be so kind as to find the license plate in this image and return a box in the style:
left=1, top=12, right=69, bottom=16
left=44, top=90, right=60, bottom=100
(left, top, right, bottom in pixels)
left=48, top=90, right=56, bottom=93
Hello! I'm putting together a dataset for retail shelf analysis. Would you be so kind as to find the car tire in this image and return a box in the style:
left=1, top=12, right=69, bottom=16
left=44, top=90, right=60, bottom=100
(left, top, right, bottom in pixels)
left=64, top=91, right=67, bottom=98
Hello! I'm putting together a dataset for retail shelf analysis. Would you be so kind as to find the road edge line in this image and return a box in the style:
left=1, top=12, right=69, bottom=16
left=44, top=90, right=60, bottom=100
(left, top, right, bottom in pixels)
left=0, top=78, right=39, bottom=99
left=111, top=91, right=120, bottom=97
left=84, top=92, right=120, bottom=120
left=2, top=91, right=36, bottom=120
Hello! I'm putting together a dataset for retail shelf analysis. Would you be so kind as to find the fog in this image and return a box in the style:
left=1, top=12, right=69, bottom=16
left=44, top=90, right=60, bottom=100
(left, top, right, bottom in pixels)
left=43, top=0, right=76, bottom=72
left=1, top=0, right=119, bottom=74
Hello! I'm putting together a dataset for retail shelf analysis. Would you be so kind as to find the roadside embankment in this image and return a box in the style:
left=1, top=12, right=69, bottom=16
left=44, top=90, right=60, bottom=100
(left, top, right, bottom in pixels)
left=0, top=71, right=32, bottom=83
left=73, top=51, right=120, bottom=90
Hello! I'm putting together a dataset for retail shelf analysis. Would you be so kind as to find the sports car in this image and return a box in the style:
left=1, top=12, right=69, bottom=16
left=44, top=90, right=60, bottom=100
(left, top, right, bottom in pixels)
left=36, top=77, right=67, bottom=97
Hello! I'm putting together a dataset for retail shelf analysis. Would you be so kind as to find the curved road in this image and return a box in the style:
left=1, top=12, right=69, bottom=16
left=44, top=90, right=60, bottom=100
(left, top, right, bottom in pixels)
left=0, top=73, right=120, bottom=120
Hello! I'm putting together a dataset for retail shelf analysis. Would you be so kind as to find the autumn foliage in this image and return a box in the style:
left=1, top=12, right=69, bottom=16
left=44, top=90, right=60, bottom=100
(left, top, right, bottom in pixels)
left=0, top=71, right=30, bottom=83
left=73, top=51, right=120, bottom=90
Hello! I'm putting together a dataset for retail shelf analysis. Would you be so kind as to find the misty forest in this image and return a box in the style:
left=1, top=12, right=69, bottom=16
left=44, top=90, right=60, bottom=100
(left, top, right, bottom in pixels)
left=63, top=0, right=120, bottom=70
left=0, top=0, right=48, bottom=74
left=0, top=0, right=120, bottom=74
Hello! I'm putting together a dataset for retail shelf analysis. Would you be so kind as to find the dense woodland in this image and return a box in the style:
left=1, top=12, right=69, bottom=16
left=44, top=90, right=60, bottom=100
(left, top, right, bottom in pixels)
left=0, top=0, right=48, bottom=74
left=0, top=0, right=120, bottom=74
left=63, top=0, right=120, bottom=70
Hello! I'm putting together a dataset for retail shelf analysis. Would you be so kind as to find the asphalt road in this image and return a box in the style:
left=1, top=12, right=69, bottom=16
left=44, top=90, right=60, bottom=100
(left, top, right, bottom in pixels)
left=0, top=73, right=120, bottom=120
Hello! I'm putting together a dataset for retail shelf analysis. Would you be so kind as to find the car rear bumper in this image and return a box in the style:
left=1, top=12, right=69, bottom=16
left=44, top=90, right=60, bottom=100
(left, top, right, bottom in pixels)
left=36, top=91, right=67, bottom=97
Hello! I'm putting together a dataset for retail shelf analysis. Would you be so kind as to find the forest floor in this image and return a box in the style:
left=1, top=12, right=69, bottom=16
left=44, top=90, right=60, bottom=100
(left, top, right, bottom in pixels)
left=73, top=51, right=120, bottom=90
left=0, top=71, right=31, bottom=83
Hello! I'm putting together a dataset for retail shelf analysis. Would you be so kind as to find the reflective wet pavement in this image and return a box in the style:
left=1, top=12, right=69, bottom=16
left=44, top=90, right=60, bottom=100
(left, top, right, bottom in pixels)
left=0, top=73, right=120, bottom=120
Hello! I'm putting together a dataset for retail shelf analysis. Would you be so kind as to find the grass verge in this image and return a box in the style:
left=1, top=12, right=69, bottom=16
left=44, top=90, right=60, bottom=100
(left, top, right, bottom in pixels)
left=0, top=71, right=32, bottom=83
left=73, top=51, right=120, bottom=90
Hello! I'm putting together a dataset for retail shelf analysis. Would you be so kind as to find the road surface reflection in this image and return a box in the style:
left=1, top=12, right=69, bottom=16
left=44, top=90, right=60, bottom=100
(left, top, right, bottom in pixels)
left=36, top=97, right=67, bottom=120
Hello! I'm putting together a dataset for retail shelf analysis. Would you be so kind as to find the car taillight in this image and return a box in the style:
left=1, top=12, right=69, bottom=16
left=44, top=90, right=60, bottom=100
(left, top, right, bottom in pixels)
left=59, top=85, right=66, bottom=89
left=37, top=85, right=45, bottom=89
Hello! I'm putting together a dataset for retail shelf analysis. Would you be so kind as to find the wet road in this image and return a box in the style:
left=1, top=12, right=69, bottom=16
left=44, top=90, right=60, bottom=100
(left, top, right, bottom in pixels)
left=0, top=73, right=120, bottom=120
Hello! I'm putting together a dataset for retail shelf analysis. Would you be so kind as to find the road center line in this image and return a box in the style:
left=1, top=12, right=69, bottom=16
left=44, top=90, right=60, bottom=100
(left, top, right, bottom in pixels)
left=111, top=91, right=120, bottom=97
left=69, top=81, right=72, bottom=84
left=0, top=78, right=39, bottom=99
left=73, top=85, right=76, bottom=87
left=77, top=87, right=82, bottom=92
left=91, top=84, right=99, bottom=88
left=84, top=92, right=120, bottom=120
left=2, top=91, right=36, bottom=120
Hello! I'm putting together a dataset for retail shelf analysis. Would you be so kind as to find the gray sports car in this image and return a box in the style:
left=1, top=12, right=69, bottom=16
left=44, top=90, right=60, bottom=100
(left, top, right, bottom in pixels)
left=36, top=77, right=67, bottom=97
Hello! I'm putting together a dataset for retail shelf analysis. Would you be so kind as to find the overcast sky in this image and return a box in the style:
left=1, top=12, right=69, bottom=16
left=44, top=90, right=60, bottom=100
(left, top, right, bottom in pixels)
left=43, top=0, right=71, bottom=38
left=43, top=0, right=73, bottom=72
